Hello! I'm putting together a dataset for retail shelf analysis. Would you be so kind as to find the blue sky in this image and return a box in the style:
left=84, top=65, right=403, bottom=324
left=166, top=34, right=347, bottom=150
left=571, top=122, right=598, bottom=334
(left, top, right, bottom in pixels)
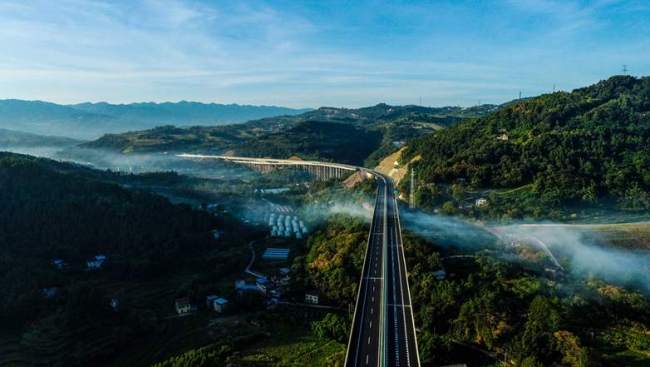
left=0, top=0, right=649, bottom=108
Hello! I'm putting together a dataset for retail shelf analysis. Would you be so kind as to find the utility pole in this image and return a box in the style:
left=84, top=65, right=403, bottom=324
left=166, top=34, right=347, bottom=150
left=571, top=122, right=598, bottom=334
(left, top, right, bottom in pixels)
left=622, top=64, right=628, bottom=75
left=409, top=168, right=416, bottom=209
left=518, top=90, right=522, bottom=100
left=553, top=84, right=556, bottom=93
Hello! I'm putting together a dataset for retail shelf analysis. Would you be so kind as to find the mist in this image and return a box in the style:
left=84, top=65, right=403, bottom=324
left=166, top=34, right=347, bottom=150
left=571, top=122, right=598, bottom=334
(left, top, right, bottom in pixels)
left=400, top=209, right=650, bottom=293
left=1, top=146, right=67, bottom=159
left=400, top=210, right=498, bottom=249
left=496, top=224, right=650, bottom=293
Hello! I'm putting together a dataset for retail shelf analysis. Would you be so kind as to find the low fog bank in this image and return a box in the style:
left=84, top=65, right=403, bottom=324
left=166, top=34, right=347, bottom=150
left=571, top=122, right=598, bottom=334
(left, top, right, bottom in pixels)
left=401, top=209, right=650, bottom=293
left=1, top=146, right=69, bottom=159
left=497, top=224, right=650, bottom=293
left=52, top=148, right=256, bottom=181
left=316, top=201, right=373, bottom=221
left=238, top=195, right=374, bottom=231
left=400, top=210, right=498, bottom=249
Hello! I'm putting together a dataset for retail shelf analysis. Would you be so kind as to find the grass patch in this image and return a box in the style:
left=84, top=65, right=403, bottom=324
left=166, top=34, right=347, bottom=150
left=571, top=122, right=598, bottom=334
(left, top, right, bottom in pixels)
left=240, top=323, right=345, bottom=367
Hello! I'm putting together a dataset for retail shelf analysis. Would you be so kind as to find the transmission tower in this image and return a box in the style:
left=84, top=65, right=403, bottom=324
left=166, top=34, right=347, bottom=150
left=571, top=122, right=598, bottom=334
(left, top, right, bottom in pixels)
left=622, top=64, right=628, bottom=75
left=409, top=168, right=416, bottom=209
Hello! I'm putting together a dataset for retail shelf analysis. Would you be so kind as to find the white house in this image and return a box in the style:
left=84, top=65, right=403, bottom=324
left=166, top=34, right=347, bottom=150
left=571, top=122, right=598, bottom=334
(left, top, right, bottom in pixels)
left=52, top=259, right=66, bottom=270
left=214, top=298, right=228, bottom=313
left=475, top=198, right=489, bottom=208
left=305, top=292, right=319, bottom=305
left=433, top=269, right=447, bottom=280
left=175, top=298, right=192, bottom=315
left=206, top=295, right=228, bottom=313
left=87, top=255, right=107, bottom=270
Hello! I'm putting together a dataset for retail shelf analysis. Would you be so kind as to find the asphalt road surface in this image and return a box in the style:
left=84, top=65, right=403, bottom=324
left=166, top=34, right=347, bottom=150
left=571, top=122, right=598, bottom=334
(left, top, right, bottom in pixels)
left=345, top=176, right=420, bottom=367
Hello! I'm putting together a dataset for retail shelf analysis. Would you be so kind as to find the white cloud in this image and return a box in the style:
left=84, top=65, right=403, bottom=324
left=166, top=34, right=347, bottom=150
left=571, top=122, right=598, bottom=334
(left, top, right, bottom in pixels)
left=0, top=0, right=647, bottom=107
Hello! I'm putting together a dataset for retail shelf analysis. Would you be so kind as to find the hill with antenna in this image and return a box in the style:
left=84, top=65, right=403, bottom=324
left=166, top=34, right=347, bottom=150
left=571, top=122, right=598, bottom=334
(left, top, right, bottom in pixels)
left=403, top=75, right=650, bottom=218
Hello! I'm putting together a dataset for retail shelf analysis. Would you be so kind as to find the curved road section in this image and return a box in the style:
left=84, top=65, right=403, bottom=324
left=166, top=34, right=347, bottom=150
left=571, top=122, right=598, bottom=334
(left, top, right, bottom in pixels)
left=176, top=154, right=420, bottom=367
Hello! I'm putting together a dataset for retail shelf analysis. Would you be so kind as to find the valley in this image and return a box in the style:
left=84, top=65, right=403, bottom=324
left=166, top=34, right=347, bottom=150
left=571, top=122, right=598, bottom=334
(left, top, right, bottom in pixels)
left=1, top=76, right=650, bottom=367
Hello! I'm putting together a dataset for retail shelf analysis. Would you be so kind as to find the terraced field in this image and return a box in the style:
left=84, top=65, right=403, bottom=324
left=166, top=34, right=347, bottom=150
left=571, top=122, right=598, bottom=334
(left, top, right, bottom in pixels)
left=0, top=335, right=27, bottom=367
left=239, top=324, right=345, bottom=366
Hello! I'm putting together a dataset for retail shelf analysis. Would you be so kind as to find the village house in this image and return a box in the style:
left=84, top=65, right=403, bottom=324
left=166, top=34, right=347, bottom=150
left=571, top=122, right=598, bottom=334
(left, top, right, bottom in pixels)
left=475, top=198, right=489, bottom=208
left=262, top=247, right=290, bottom=262
left=235, top=279, right=264, bottom=295
left=433, top=269, right=447, bottom=280
left=256, top=277, right=269, bottom=294
left=110, top=297, right=120, bottom=311
left=305, top=291, right=319, bottom=305
left=278, top=268, right=291, bottom=286
left=174, top=297, right=192, bottom=315
left=41, top=287, right=59, bottom=299
left=211, top=229, right=222, bottom=240
left=86, top=254, right=107, bottom=270
left=52, top=259, right=66, bottom=270
left=206, top=296, right=229, bottom=313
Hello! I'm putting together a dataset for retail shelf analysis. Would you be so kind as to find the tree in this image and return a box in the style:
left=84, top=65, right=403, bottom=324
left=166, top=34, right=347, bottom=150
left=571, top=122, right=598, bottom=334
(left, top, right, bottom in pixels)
left=554, top=330, right=594, bottom=367
left=312, top=313, right=349, bottom=342
left=441, top=201, right=457, bottom=215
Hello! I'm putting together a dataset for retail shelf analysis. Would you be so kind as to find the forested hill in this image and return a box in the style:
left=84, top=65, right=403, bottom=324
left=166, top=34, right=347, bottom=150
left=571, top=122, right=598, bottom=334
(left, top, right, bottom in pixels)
left=78, top=103, right=496, bottom=166
left=0, top=152, right=222, bottom=364
left=404, top=75, right=650, bottom=210
left=0, top=152, right=217, bottom=280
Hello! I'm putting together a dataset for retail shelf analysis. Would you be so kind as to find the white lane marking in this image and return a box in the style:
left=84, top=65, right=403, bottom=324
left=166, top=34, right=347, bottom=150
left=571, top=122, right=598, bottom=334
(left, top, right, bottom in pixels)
left=368, top=336, right=371, bottom=345
left=393, top=198, right=412, bottom=366
left=390, top=225, right=401, bottom=367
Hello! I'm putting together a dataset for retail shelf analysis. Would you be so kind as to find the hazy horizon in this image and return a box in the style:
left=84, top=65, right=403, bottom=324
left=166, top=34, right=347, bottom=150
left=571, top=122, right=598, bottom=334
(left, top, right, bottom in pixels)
left=2, top=1, right=649, bottom=108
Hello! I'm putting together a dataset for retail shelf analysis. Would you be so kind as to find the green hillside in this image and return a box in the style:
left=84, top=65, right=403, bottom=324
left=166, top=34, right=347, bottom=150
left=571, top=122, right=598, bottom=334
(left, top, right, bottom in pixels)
left=404, top=76, right=650, bottom=216
left=79, top=103, right=496, bottom=166
left=0, top=152, right=262, bottom=366
left=0, top=152, right=219, bottom=324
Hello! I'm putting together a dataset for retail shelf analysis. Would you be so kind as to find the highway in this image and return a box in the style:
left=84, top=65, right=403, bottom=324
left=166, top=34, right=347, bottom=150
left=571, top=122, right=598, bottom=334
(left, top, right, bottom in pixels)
left=177, top=154, right=420, bottom=367
left=345, top=176, right=420, bottom=367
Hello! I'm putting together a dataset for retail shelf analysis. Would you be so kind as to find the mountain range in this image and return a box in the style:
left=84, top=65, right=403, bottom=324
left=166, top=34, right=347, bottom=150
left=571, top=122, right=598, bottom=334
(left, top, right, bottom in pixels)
left=0, top=99, right=310, bottom=139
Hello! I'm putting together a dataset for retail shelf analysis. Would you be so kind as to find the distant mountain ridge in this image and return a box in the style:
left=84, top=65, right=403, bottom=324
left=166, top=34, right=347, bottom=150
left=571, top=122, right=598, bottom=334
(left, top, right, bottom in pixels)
left=0, top=99, right=310, bottom=139
left=0, top=128, right=82, bottom=147
left=76, top=103, right=497, bottom=166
